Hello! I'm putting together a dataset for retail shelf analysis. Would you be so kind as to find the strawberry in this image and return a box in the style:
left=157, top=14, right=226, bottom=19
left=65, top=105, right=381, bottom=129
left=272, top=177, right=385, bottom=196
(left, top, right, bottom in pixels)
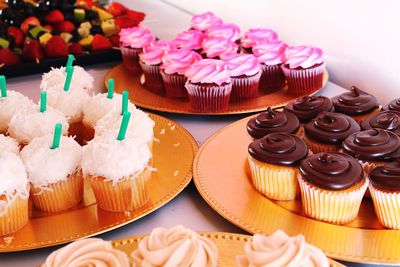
left=21, top=16, right=41, bottom=33
left=44, top=36, right=69, bottom=58
left=7, top=26, right=25, bottom=48
left=45, top=10, right=64, bottom=24
left=43, top=24, right=54, bottom=31
left=91, top=34, right=112, bottom=51
left=107, top=2, right=127, bottom=17
left=68, top=43, right=83, bottom=55
left=0, top=48, right=19, bottom=66
left=126, top=10, right=146, bottom=24
left=109, top=34, right=119, bottom=47
left=56, top=21, right=75, bottom=33
left=22, top=39, right=44, bottom=62
left=115, top=16, right=138, bottom=29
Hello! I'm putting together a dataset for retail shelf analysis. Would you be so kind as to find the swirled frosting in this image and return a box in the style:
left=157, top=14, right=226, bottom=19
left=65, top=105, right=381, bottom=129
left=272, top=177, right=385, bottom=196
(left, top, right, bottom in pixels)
left=247, top=108, right=300, bottom=139
left=332, top=86, right=379, bottom=115
left=201, top=37, right=238, bottom=59
left=0, top=90, right=34, bottom=133
left=249, top=133, right=308, bottom=166
left=300, top=152, right=364, bottom=190
left=284, top=46, right=324, bottom=69
left=361, top=110, right=400, bottom=136
left=119, top=26, right=155, bottom=49
left=0, top=152, right=29, bottom=201
left=206, top=23, right=241, bottom=42
left=284, top=96, right=334, bottom=123
left=237, top=231, right=329, bottom=267
left=140, top=40, right=177, bottom=65
left=252, top=40, right=288, bottom=65
left=131, top=225, right=218, bottom=267
left=304, top=111, right=360, bottom=144
left=343, top=129, right=400, bottom=161
left=191, top=12, right=223, bottom=31
left=221, top=53, right=260, bottom=77
left=175, top=30, right=205, bottom=50
left=385, top=98, right=400, bottom=112
left=161, top=49, right=202, bottom=75
left=43, top=238, right=130, bottom=267
left=370, top=160, right=400, bottom=191
left=185, top=59, right=231, bottom=85
left=0, top=134, right=19, bottom=155
left=241, top=28, right=279, bottom=49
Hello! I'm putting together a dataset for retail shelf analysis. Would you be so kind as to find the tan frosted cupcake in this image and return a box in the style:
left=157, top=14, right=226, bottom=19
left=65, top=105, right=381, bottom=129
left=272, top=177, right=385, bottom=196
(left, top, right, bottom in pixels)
left=248, top=133, right=309, bottom=200
left=0, top=152, right=29, bottom=236
left=299, top=152, right=368, bottom=225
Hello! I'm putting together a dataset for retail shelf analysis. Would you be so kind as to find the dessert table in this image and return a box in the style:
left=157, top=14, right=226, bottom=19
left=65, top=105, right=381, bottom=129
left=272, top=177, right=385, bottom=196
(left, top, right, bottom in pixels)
left=0, top=1, right=395, bottom=266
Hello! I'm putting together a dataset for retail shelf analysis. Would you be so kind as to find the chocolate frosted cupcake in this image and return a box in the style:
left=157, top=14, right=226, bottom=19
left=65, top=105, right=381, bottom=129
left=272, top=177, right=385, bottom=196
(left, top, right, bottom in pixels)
left=247, top=108, right=301, bottom=140
left=284, top=96, right=333, bottom=123
left=299, top=152, right=368, bottom=224
left=248, top=133, right=308, bottom=200
left=332, top=86, right=380, bottom=123
left=342, top=129, right=400, bottom=175
left=361, top=110, right=400, bottom=136
left=384, top=98, right=400, bottom=112
left=369, top=160, right=400, bottom=229
left=304, top=111, right=360, bottom=153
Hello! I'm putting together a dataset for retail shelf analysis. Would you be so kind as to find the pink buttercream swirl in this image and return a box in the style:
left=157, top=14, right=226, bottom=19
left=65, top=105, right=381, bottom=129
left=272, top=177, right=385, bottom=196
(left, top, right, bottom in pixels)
left=139, top=40, right=177, bottom=65
left=285, top=45, right=324, bottom=69
left=221, top=53, right=260, bottom=77
left=242, top=28, right=279, bottom=49
left=175, top=30, right=205, bottom=50
left=253, top=40, right=288, bottom=65
left=206, top=23, right=241, bottom=42
left=161, top=49, right=202, bottom=75
left=201, top=37, right=238, bottom=59
left=119, top=26, right=155, bottom=49
left=185, top=59, right=231, bottom=85
left=191, top=12, right=223, bottom=31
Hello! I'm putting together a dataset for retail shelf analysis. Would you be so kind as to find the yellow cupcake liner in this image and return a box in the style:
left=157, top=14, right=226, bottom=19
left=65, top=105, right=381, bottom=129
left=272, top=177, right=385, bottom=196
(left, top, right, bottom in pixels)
left=0, top=195, right=29, bottom=236
left=88, top=168, right=152, bottom=212
left=298, top=176, right=368, bottom=225
left=31, top=171, right=84, bottom=213
left=369, top=185, right=400, bottom=229
left=304, top=135, right=340, bottom=154
left=248, top=156, right=300, bottom=201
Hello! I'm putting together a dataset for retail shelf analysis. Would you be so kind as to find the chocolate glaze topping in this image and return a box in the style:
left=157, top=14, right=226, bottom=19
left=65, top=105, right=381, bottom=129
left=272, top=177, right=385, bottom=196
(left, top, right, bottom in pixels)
left=248, top=133, right=308, bottom=166
left=342, top=129, right=400, bottom=161
left=361, top=110, right=400, bottom=135
left=332, top=86, right=379, bottom=115
left=384, top=98, right=400, bottom=112
left=304, top=111, right=360, bottom=144
left=300, top=152, right=364, bottom=190
left=370, top=159, right=400, bottom=191
left=246, top=108, right=300, bottom=139
left=284, top=96, right=334, bottom=123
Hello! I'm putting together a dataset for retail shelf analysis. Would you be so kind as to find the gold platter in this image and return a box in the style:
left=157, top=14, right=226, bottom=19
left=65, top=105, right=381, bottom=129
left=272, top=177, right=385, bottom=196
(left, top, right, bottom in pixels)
left=0, top=113, right=198, bottom=252
left=193, top=115, right=400, bottom=265
left=104, top=64, right=329, bottom=115
left=112, top=231, right=345, bottom=267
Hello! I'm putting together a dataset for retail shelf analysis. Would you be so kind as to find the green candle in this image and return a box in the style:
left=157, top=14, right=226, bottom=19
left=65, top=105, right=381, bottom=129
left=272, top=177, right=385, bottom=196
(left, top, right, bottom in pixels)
left=66, top=54, right=75, bottom=68
left=0, top=75, right=6, bottom=97
left=117, top=111, right=131, bottom=141
left=63, top=66, right=74, bottom=92
left=51, top=123, right=62, bottom=149
left=121, top=90, right=128, bottom=115
left=107, top=78, right=114, bottom=99
left=40, top=91, right=47, bottom=113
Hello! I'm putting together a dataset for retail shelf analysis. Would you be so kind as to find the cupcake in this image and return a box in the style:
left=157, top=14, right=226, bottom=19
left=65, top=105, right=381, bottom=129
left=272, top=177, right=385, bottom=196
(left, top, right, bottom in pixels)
left=131, top=225, right=218, bottom=267
left=0, top=134, right=19, bottom=155
left=252, top=40, right=288, bottom=93
left=332, top=86, right=380, bottom=123
left=304, top=111, right=360, bottom=154
left=284, top=96, right=334, bottom=123
left=281, top=46, right=325, bottom=95
left=160, top=49, right=202, bottom=98
left=205, top=23, right=241, bottom=42
left=43, top=238, right=130, bottom=267
left=174, top=29, right=204, bottom=52
left=369, top=161, right=400, bottom=229
left=184, top=59, right=232, bottom=112
left=342, top=129, right=400, bottom=175
left=299, top=152, right=368, bottom=224
left=246, top=108, right=301, bottom=140
left=384, top=98, right=400, bottom=112
left=21, top=134, right=83, bottom=212
left=361, top=110, right=400, bottom=136
left=119, top=26, right=155, bottom=73
left=190, top=12, right=223, bottom=31
left=236, top=230, right=330, bottom=267
left=248, top=133, right=308, bottom=200
left=241, top=28, right=279, bottom=54
left=221, top=53, right=261, bottom=101
left=201, top=37, right=239, bottom=59
left=0, top=152, right=29, bottom=236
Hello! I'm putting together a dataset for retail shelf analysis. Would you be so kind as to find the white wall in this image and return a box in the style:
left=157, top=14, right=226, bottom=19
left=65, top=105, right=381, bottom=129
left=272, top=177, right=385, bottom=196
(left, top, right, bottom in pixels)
left=162, top=0, right=400, bottom=103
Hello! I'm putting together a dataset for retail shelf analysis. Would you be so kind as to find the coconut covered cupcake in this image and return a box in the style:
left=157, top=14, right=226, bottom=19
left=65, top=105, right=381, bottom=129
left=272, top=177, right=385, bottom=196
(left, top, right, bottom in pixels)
left=0, top=134, right=19, bottom=155
left=0, top=152, right=29, bottom=236
left=284, top=95, right=334, bottom=123
left=201, top=37, right=239, bottom=59
left=205, top=23, right=241, bottom=42
left=361, top=110, right=400, bottom=136
left=241, top=28, right=279, bottom=54
left=190, top=12, right=223, bottom=31
left=131, top=225, right=218, bottom=267
left=174, top=30, right=205, bottom=52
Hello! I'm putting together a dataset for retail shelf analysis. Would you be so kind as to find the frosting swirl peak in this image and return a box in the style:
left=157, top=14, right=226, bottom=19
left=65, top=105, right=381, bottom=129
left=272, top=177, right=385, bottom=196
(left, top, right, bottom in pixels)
left=370, top=160, right=400, bottom=191
left=175, top=30, right=205, bottom=51
left=185, top=59, right=231, bottom=85
left=361, top=110, right=400, bottom=136
left=385, top=98, right=400, bottom=112
left=284, top=46, right=324, bottom=69
left=201, top=37, right=238, bottom=59
left=119, top=26, right=155, bottom=49
left=332, top=86, right=379, bottom=115
left=191, top=12, right=223, bottom=31
left=241, top=28, right=279, bottom=49
left=161, top=49, right=202, bottom=75
left=284, top=96, right=333, bottom=123
left=221, top=53, right=260, bottom=77
left=252, top=40, right=288, bottom=65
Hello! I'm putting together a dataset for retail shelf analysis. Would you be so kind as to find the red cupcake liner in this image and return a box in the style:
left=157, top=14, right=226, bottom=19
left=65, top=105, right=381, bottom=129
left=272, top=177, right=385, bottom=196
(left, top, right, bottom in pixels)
left=120, top=46, right=142, bottom=74
left=281, top=63, right=325, bottom=95
left=160, top=70, right=188, bottom=99
left=259, top=64, right=286, bottom=94
left=230, top=71, right=261, bottom=102
left=185, top=82, right=232, bottom=113
left=139, top=61, right=165, bottom=96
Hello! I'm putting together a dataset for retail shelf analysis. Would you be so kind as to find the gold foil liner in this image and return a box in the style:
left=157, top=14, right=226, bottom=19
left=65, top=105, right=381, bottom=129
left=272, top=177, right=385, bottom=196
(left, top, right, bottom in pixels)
left=248, top=155, right=300, bottom=201
left=87, top=168, right=152, bottom=212
left=369, top=185, right=400, bottom=229
left=30, top=171, right=84, bottom=213
left=298, top=176, right=369, bottom=225
left=0, top=195, right=29, bottom=236
left=304, top=135, right=340, bottom=154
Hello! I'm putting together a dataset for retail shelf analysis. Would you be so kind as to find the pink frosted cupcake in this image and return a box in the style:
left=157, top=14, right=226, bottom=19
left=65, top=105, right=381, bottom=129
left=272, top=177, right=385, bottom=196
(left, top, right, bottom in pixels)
left=241, top=28, right=279, bottom=54
left=190, top=12, right=223, bottom=31
left=174, top=30, right=205, bottom=52
left=201, top=37, right=239, bottom=59
left=160, top=49, right=202, bottom=98
left=282, top=46, right=326, bottom=95
left=221, top=53, right=261, bottom=101
left=205, top=23, right=241, bottom=43
left=185, top=59, right=232, bottom=112
left=253, top=40, right=288, bottom=93
left=119, top=26, right=155, bottom=74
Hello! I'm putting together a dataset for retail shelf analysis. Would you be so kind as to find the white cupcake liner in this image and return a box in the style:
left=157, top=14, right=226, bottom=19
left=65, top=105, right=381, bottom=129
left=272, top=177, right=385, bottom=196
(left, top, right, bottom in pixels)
left=230, top=71, right=261, bottom=102
left=185, top=82, right=232, bottom=112
left=369, top=184, right=400, bottom=229
left=259, top=64, right=286, bottom=93
left=120, top=46, right=142, bottom=74
left=139, top=61, right=165, bottom=96
left=160, top=71, right=188, bottom=98
left=281, top=63, right=325, bottom=95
